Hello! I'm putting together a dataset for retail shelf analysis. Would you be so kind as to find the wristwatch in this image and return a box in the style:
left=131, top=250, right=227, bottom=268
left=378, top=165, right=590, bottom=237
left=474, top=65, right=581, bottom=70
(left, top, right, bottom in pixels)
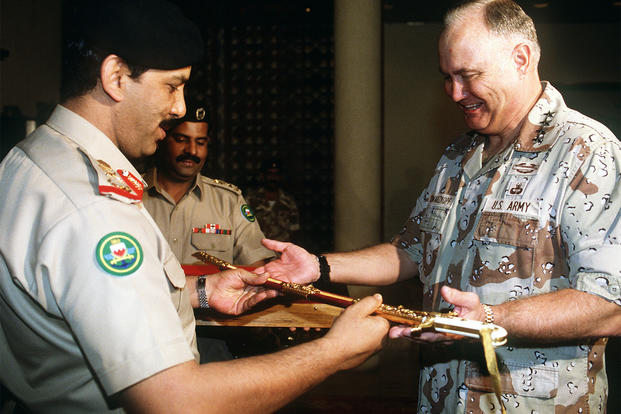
left=197, top=275, right=209, bottom=309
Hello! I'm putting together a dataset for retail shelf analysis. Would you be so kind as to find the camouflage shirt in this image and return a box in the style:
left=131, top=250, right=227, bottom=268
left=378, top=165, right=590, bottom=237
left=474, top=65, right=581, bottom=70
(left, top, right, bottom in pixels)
left=393, top=83, right=620, bottom=413
left=246, top=187, right=300, bottom=242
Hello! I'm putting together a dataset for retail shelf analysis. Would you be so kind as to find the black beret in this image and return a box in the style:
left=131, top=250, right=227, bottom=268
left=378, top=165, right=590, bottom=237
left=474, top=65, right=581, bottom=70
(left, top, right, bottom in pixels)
left=170, top=83, right=209, bottom=125
left=179, top=95, right=208, bottom=124
left=72, top=0, right=203, bottom=69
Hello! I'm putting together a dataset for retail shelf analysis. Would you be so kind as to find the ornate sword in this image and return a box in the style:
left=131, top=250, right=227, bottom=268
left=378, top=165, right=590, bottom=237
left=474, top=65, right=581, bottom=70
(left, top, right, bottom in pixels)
left=192, top=251, right=508, bottom=347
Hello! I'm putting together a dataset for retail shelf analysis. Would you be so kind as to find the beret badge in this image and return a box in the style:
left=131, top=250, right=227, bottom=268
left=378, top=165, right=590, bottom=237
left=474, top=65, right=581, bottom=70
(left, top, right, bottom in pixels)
left=195, top=107, right=206, bottom=121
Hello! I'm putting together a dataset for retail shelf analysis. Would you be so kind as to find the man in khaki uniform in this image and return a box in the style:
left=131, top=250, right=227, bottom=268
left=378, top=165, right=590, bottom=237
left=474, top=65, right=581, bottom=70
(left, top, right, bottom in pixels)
left=0, top=1, right=389, bottom=412
left=142, top=96, right=275, bottom=362
left=142, top=96, right=274, bottom=267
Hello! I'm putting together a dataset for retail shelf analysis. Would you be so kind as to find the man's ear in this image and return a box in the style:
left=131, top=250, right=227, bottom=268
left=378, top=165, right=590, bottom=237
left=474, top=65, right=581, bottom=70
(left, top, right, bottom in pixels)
left=100, top=54, right=130, bottom=102
left=513, top=43, right=532, bottom=75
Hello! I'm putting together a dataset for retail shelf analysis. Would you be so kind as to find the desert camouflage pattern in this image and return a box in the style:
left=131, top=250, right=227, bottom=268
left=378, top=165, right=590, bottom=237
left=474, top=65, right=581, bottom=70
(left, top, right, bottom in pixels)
left=247, top=187, right=300, bottom=241
left=393, top=82, right=620, bottom=413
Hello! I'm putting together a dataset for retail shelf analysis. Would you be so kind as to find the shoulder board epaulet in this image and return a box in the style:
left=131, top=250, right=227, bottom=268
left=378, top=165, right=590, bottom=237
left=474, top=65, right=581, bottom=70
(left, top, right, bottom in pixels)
left=204, top=177, right=242, bottom=194
left=96, top=159, right=144, bottom=203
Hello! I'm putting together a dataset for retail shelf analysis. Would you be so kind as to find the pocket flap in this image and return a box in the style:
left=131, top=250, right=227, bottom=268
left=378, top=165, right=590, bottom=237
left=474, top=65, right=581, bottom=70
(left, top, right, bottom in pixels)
left=475, top=211, right=539, bottom=248
left=191, top=232, right=229, bottom=252
left=163, top=253, right=186, bottom=289
left=466, top=360, right=558, bottom=398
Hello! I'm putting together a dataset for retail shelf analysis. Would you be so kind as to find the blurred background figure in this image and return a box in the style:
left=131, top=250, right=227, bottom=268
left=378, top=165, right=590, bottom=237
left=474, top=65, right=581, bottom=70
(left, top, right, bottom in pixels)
left=247, top=158, right=300, bottom=243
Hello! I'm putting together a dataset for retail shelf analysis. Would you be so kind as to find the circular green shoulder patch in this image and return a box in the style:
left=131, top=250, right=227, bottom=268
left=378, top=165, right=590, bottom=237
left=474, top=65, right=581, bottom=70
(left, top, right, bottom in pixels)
left=240, top=204, right=256, bottom=222
left=96, top=232, right=143, bottom=276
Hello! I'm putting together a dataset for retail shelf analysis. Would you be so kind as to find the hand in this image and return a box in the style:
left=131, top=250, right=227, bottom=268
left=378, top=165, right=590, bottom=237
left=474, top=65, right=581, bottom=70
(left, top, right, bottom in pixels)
left=440, top=285, right=485, bottom=320
left=254, top=238, right=319, bottom=284
left=323, top=294, right=389, bottom=370
left=204, top=269, right=279, bottom=315
left=388, top=285, right=485, bottom=343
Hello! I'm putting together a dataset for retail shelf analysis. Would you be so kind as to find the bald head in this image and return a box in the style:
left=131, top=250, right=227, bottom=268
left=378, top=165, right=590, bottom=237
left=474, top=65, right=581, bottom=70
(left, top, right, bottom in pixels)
left=443, top=0, right=540, bottom=68
left=438, top=0, right=543, bottom=141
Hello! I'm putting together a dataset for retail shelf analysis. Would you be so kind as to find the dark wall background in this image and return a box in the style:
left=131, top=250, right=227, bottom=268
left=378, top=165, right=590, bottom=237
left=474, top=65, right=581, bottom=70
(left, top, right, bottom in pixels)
left=172, top=0, right=336, bottom=254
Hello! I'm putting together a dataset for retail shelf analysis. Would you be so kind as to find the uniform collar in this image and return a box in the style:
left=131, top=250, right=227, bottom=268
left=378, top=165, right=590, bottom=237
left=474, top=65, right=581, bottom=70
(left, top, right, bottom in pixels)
left=144, top=167, right=204, bottom=201
left=513, top=81, right=566, bottom=153
left=46, top=105, right=145, bottom=184
left=461, top=82, right=566, bottom=177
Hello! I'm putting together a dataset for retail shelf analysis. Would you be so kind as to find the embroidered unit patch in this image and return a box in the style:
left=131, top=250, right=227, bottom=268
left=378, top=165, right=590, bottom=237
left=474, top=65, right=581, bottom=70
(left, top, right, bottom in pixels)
left=241, top=204, right=256, bottom=222
left=96, top=232, right=143, bottom=276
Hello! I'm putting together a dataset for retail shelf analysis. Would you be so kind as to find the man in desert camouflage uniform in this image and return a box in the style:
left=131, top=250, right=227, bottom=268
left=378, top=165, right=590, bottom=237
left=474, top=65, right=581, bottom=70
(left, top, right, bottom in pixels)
left=258, top=1, right=621, bottom=412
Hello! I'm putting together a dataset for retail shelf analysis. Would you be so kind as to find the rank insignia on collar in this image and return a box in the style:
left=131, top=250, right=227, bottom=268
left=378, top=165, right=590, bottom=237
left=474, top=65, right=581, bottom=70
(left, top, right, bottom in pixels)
left=97, top=160, right=144, bottom=201
left=241, top=204, right=256, bottom=222
left=96, top=232, right=143, bottom=276
left=533, top=111, right=555, bottom=144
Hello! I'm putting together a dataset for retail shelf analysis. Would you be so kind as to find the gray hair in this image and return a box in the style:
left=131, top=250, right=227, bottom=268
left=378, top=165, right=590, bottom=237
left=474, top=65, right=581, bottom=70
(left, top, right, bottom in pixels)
left=444, top=0, right=541, bottom=62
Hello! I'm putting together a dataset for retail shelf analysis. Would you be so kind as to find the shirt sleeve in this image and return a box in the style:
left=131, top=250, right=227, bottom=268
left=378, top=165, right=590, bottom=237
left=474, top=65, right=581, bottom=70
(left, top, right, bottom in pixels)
left=38, top=198, right=195, bottom=396
left=391, top=189, right=427, bottom=266
left=562, top=137, right=621, bottom=305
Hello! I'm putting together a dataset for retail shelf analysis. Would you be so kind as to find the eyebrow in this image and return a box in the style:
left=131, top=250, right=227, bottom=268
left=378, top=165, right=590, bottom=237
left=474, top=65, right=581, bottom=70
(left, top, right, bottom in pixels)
left=171, top=132, right=209, bottom=140
left=169, top=75, right=189, bottom=85
left=438, top=67, right=476, bottom=76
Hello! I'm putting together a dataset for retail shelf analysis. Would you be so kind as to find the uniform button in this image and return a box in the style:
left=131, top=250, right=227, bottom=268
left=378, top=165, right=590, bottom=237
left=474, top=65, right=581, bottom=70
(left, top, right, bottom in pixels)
left=172, top=238, right=178, bottom=243
left=610, top=285, right=619, bottom=294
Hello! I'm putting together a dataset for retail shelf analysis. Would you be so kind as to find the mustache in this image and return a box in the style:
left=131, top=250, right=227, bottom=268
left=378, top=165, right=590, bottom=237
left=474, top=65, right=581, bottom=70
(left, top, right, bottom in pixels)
left=176, top=154, right=201, bottom=164
left=160, top=117, right=179, bottom=131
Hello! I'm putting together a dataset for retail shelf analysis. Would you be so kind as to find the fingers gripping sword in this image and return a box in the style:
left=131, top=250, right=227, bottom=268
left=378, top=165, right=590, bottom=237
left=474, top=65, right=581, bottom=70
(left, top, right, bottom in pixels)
left=193, top=251, right=508, bottom=413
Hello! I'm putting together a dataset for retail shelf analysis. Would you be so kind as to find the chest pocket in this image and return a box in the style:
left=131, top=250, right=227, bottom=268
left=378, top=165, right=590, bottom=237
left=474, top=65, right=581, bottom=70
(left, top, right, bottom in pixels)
left=420, top=205, right=450, bottom=234
left=472, top=207, right=539, bottom=289
left=419, top=195, right=454, bottom=276
left=191, top=232, right=233, bottom=253
left=474, top=211, right=538, bottom=248
left=465, top=360, right=559, bottom=399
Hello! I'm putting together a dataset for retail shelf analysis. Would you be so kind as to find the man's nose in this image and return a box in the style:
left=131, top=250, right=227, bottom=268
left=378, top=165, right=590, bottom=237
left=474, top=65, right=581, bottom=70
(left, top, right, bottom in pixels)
left=447, top=79, right=466, bottom=102
left=184, top=139, right=197, bottom=155
left=171, top=93, right=187, bottom=119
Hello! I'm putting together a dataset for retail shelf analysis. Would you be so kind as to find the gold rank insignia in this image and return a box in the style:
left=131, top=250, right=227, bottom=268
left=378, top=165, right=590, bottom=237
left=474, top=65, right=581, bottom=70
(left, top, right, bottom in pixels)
left=212, top=178, right=240, bottom=193
left=97, top=160, right=143, bottom=201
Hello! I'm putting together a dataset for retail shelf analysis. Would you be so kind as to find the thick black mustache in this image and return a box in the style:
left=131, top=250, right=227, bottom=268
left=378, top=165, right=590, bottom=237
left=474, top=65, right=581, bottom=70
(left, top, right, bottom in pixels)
left=176, top=154, right=201, bottom=164
left=160, top=118, right=179, bottom=131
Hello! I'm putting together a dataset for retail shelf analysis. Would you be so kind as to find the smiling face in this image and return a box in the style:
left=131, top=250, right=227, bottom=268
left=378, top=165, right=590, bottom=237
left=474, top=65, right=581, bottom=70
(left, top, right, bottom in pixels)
left=159, top=121, right=209, bottom=183
left=115, top=67, right=191, bottom=159
left=439, top=14, right=526, bottom=140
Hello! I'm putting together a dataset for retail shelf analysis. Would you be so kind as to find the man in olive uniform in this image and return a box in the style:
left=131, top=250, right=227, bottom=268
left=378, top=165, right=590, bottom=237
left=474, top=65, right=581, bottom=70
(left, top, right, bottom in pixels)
left=142, top=95, right=275, bottom=362
left=0, top=1, right=389, bottom=412
left=142, top=96, right=274, bottom=267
